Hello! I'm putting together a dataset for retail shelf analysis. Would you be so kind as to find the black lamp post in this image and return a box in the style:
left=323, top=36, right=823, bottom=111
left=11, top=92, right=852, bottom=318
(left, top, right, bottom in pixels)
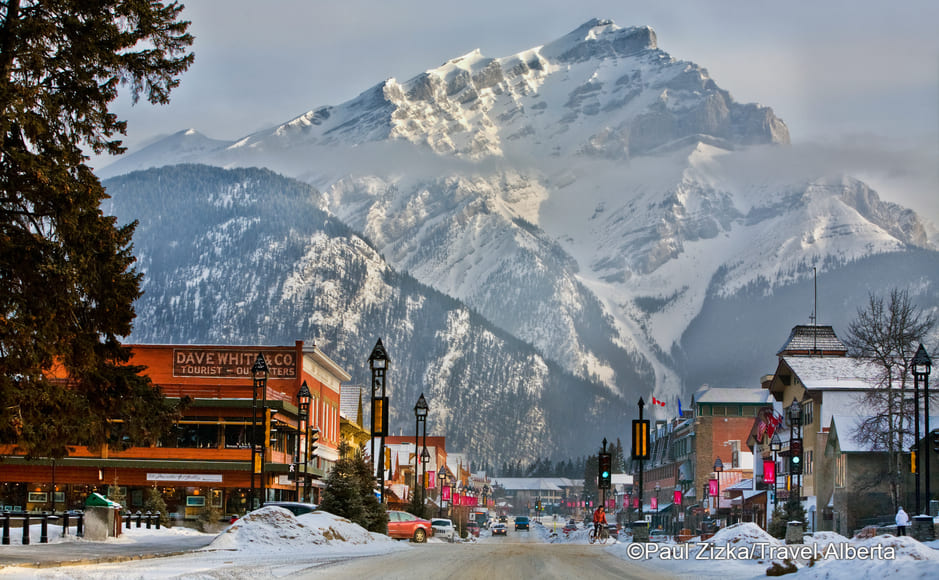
left=770, top=432, right=782, bottom=513
left=296, top=381, right=311, bottom=501
left=421, top=446, right=431, bottom=512
left=369, top=339, right=389, bottom=504
left=438, top=467, right=448, bottom=518
left=912, top=344, right=932, bottom=512
left=654, top=483, right=660, bottom=529
left=251, top=353, right=269, bottom=510
left=414, top=393, right=428, bottom=513
left=713, top=457, right=723, bottom=524
left=788, top=399, right=803, bottom=503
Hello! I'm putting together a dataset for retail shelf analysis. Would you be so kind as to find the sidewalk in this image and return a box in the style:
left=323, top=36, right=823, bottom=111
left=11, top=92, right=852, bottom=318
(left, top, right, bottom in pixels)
left=0, top=525, right=216, bottom=569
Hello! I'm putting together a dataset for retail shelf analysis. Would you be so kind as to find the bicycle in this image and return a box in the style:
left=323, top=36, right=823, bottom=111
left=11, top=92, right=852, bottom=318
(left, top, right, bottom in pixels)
left=588, top=525, right=610, bottom=544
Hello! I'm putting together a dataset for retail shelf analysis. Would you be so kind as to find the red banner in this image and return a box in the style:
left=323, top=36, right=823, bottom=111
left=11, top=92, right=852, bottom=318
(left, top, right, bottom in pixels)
left=428, top=472, right=435, bottom=488
left=651, top=497, right=658, bottom=510
left=709, top=479, right=718, bottom=497
left=633, top=498, right=639, bottom=508
left=673, top=490, right=682, bottom=505
left=442, top=486, right=451, bottom=501
left=763, top=460, right=776, bottom=484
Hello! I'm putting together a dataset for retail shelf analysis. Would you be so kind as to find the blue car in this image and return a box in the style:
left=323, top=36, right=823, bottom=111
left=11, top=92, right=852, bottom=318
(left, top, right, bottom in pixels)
left=515, top=516, right=530, bottom=531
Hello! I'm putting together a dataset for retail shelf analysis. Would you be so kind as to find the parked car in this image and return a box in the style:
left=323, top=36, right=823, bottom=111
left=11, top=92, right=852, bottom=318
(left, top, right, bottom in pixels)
left=650, top=529, right=668, bottom=543
left=431, top=518, right=456, bottom=542
left=515, top=516, right=530, bottom=531
left=491, top=523, right=508, bottom=536
left=386, top=510, right=434, bottom=543
left=562, top=521, right=577, bottom=534
left=260, top=501, right=318, bottom=516
left=466, top=520, right=481, bottom=537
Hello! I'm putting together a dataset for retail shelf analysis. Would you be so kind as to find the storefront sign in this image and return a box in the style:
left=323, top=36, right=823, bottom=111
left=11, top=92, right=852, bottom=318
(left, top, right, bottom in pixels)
left=173, top=348, right=296, bottom=378
left=147, top=473, right=223, bottom=483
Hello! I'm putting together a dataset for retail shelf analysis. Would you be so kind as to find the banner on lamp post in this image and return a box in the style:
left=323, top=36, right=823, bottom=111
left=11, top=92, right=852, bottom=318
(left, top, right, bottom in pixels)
left=763, top=459, right=775, bottom=485
left=651, top=497, right=658, bottom=510
left=708, top=479, right=718, bottom=497
left=673, top=490, right=682, bottom=505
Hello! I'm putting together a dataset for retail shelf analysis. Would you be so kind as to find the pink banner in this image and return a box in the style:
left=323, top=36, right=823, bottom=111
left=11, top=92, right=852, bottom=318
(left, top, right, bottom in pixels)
left=763, top=460, right=775, bottom=484
left=709, top=478, right=718, bottom=497
left=442, top=486, right=451, bottom=501
left=673, top=490, right=682, bottom=505
left=651, top=497, right=658, bottom=510
left=633, top=498, right=639, bottom=508
left=428, top=472, right=435, bottom=488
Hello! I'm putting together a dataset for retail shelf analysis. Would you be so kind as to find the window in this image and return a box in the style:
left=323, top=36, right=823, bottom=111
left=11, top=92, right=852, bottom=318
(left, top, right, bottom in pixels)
left=803, top=401, right=814, bottom=429
left=806, top=450, right=814, bottom=475
left=835, top=453, right=846, bottom=487
left=731, top=441, right=740, bottom=468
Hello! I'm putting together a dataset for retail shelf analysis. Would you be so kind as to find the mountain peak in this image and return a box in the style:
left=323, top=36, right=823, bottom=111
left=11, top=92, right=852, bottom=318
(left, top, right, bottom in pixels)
left=540, top=19, right=657, bottom=63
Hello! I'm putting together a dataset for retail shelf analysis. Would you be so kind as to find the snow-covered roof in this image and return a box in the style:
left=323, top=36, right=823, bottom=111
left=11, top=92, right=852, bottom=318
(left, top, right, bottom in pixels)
left=777, top=325, right=847, bottom=356
left=490, top=477, right=566, bottom=491
left=695, top=386, right=772, bottom=405
left=828, top=415, right=876, bottom=453
left=783, top=357, right=880, bottom=390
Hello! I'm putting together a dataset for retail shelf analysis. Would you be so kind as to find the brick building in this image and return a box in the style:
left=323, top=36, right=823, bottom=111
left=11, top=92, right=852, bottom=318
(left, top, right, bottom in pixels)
left=0, top=341, right=349, bottom=518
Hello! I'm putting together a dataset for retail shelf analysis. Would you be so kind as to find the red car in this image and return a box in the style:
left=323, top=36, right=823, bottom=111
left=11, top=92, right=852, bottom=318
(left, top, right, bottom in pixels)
left=386, top=510, right=434, bottom=543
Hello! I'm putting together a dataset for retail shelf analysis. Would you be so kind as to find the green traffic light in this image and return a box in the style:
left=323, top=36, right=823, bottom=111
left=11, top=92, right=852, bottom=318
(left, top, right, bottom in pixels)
left=602, top=471, right=610, bottom=477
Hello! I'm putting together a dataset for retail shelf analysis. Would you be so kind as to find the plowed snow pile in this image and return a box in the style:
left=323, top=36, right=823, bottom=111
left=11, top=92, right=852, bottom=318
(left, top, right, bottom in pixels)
left=206, top=506, right=391, bottom=552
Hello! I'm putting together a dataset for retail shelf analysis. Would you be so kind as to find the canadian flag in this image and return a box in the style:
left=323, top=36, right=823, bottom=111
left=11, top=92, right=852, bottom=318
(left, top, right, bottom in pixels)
left=651, top=396, right=666, bottom=407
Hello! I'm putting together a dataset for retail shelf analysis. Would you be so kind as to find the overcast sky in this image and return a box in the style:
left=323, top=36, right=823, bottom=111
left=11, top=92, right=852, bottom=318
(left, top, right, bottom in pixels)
left=104, top=0, right=939, bottom=221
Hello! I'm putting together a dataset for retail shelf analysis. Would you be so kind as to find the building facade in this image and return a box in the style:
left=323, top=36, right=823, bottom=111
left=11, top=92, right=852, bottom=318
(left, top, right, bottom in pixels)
left=0, top=341, right=349, bottom=518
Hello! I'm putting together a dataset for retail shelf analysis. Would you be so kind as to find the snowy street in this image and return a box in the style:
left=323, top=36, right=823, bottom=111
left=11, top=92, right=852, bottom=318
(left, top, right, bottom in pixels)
left=0, top=509, right=937, bottom=579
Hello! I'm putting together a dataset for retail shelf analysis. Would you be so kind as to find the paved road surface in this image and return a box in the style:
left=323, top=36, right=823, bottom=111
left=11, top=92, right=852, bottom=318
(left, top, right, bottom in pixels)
left=293, top=531, right=673, bottom=580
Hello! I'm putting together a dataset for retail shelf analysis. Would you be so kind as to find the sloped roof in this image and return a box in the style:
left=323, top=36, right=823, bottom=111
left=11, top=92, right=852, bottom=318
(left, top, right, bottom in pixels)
left=777, top=325, right=847, bottom=356
left=695, top=386, right=772, bottom=405
left=490, top=477, right=564, bottom=492
left=340, top=384, right=364, bottom=424
left=828, top=415, right=876, bottom=453
left=782, top=357, right=881, bottom=390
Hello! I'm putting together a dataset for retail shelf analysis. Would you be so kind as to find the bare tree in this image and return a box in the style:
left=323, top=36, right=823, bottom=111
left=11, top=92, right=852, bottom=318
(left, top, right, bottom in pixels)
left=843, top=289, right=935, bottom=509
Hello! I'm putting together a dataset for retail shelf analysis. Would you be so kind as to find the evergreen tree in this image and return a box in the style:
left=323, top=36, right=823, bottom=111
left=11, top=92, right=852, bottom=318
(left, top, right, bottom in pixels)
left=320, top=441, right=387, bottom=534
left=0, top=1, right=194, bottom=458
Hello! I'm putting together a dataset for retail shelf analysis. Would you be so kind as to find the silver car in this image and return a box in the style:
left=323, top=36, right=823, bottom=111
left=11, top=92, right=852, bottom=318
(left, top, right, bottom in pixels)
left=431, top=518, right=456, bottom=542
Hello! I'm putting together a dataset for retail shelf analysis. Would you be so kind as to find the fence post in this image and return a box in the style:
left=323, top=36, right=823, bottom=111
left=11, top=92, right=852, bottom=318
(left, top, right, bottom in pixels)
left=1, top=512, right=9, bottom=545
left=146, top=510, right=152, bottom=529
left=135, top=509, right=142, bottom=528
left=40, top=513, right=49, bottom=544
left=76, top=512, right=83, bottom=537
left=125, top=510, right=131, bottom=529
left=21, top=513, right=30, bottom=545
left=155, top=511, right=161, bottom=530
left=62, top=511, right=70, bottom=536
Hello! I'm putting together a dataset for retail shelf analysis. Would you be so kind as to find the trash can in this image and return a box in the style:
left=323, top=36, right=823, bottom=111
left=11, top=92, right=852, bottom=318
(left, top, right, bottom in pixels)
left=84, top=493, right=122, bottom=540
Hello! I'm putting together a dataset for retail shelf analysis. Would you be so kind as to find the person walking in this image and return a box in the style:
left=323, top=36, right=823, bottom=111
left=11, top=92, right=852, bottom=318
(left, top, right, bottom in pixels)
left=895, top=506, right=910, bottom=536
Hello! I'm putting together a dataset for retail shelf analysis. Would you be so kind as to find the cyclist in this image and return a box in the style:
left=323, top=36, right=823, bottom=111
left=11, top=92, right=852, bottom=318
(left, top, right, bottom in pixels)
left=592, top=506, right=607, bottom=538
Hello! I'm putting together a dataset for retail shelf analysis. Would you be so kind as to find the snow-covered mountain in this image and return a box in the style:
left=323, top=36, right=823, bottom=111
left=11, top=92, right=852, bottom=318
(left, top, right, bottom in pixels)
left=99, top=19, right=938, bottom=420
left=103, top=165, right=633, bottom=463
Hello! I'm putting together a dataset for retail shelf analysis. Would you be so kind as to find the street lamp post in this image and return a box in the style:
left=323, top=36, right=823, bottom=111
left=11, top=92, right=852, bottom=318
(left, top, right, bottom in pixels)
left=654, top=483, right=660, bottom=529
left=713, top=457, right=723, bottom=526
left=414, top=393, right=428, bottom=514
left=296, top=381, right=311, bottom=502
left=438, top=467, right=447, bottom=518
left=251, top=353, right=269, bottom=510
left=770, top=433, right=782, bottom=514
left=912, top=344, right=932, bottom=512
left=788, top=399, right=803, bottom=503
left=369, top=339, right=389, bottom=504
left=421, top=446, right=431, bottom=513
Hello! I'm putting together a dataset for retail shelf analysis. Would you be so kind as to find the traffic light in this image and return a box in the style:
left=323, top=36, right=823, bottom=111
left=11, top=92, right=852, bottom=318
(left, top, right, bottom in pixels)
left=309, top=428, right=320, bottom=457
left=789, top=439, right=803, bottom=475
left=264, top=408, right=273, bottom=447
left=598, top=452, right=612, bottom=490
left=631, top=420, right=650, bottom=460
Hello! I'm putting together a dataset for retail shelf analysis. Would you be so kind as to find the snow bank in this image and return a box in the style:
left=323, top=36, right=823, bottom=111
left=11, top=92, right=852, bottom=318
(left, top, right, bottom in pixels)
left=205, top=507, right=392, bottom=552
left=798, top=534, right=939, bottom=580
left=700, top=522, right=782, bottom=555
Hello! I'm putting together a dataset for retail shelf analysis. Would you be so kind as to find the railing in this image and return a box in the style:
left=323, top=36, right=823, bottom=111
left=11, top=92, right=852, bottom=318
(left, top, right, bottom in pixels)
left=1, top=511, right=83, bottom=545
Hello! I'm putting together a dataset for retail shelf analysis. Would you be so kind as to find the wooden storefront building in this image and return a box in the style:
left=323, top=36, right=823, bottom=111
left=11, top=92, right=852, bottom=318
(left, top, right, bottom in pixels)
left=0, top=341, right=349, bottom=519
